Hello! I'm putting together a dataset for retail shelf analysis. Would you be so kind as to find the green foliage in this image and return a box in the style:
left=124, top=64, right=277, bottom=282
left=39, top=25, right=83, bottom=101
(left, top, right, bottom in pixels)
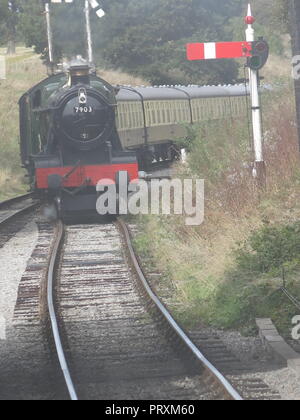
left=0, top=0, right=9, bottom=20
left=18, top=0, right=47, bottom=57
left=94, top=0, right=242, bottom=85
left=179, top=119, right=249, bottom=183
left=0, top=0, right=19, bottom=50
left=236, top=223, right=300, bottom=275
left=272, top=0, right=289, bottom=32
left=18, top=0, right=86, bottom=62
left=211, top=271, right=300, bottom=334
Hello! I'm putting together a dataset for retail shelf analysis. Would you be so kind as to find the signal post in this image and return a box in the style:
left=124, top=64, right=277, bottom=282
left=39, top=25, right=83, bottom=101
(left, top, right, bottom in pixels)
left=245, top=4, right=266, bottom=186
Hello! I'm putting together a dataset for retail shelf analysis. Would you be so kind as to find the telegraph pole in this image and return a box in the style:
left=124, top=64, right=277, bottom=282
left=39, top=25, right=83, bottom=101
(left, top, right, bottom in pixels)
left=290, top=0, right=300, bottom=151
left=245, top=4, right=266, bottom=186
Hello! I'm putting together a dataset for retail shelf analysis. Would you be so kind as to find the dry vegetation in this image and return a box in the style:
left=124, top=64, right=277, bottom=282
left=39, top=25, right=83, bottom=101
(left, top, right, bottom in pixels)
left=0, top=50, right=44, bottom=200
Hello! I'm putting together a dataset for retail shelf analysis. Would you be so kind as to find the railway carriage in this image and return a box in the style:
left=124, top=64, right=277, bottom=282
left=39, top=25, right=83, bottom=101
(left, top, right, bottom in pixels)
left=116, top=84, right=249, bottom=166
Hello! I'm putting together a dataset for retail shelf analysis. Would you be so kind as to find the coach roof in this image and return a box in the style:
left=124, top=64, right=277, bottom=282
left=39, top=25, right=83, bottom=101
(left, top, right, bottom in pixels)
left=116, top=84, right=250, bottom=102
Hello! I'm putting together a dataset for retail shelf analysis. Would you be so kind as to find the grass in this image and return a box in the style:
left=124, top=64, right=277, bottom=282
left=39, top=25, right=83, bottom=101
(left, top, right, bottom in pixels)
left=0, top=48, right=148, bottom=201
left=134, top=82, right=300, bottom=338
left=0, top=49, right=45, bottom=201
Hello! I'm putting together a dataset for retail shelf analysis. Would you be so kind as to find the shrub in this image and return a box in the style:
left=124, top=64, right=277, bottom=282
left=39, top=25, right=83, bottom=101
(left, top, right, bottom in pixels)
left=236, top=223, right=300, bottom=275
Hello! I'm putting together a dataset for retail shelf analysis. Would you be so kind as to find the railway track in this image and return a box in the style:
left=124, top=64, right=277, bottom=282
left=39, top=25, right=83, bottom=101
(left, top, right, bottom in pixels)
left=0, top=196, right=282, bottom=400
left=0, top=193, right=38, bottom=227
left=46, top=218, right=242, bottom=400
left=0, top=193, right=39, bottom=249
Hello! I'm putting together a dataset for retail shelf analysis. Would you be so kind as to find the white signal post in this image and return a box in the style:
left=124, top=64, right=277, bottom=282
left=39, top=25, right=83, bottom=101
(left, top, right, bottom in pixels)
left=85, top=0, right=93, bottom=64
left=245, top=4, right=266, bottom=185
left=84, top=0, right=105, bottom=64
left=45, top=2, right=54, bottom=65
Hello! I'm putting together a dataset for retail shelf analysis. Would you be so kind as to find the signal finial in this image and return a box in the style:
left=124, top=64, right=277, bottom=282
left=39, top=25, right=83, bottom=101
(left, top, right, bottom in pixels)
left=245, top=3, right=255, bottom=25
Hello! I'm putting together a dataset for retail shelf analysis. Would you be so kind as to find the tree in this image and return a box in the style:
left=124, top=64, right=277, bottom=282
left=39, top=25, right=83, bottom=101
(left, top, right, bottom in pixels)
left=7, top=1, right=20, bottom=54
left=0, top=1, right=9, bottom=45
left=18, top=0, right=86, bottom=62
left=92, top=0, right=244, bottom=85
left=0, top=0, right=19, bottom=54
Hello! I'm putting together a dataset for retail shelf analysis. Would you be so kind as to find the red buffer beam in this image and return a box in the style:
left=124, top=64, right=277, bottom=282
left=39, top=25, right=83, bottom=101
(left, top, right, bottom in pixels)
left=187, top=41, right=252, bottom=61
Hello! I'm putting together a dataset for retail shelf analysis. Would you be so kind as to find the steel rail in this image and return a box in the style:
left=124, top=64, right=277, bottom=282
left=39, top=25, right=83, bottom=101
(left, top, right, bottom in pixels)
left=117, top=218, right=243, bottom=401
left=0, top=193, right=33, bottom=209
left=0, top=194, right=38, bottom=227
left=47, top=221, right=78, bottom=401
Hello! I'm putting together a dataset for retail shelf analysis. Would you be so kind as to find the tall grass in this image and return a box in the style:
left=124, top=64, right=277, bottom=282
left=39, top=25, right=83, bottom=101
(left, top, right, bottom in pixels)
left=0, top=53, right=46, bottom=200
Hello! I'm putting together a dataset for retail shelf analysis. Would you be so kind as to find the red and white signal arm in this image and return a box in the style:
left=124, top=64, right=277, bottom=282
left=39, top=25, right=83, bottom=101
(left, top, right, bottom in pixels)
left=187, top=41, right=252, bottom=61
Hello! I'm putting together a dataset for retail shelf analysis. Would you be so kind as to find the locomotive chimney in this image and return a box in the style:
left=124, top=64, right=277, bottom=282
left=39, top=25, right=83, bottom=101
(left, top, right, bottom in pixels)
left=68, top=56, right=91, bottom=86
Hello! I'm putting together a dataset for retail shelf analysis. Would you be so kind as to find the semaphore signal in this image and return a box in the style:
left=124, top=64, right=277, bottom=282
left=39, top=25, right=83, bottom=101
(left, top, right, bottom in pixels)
left=46, top=0, right=105, bottom=18
left=186, top=3, right=268, bottom=187
left=187, top=41, right=252, bottom=61
left=88, top=0, right=105, bottom=18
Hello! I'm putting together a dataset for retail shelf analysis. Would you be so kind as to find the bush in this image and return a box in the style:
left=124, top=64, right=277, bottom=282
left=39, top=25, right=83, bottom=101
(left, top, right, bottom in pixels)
left=236, top=223, right=300, bottom=275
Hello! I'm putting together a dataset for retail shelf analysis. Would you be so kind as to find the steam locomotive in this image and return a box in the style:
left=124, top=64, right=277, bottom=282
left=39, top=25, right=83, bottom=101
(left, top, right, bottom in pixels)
left=19, top=58, right=139, bottom=219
